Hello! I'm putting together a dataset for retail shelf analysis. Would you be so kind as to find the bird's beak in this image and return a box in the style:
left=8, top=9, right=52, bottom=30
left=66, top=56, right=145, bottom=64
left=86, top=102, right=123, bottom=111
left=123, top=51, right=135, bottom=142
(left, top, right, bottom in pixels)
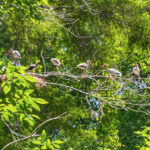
left=90, top=61, right=93, bottom=65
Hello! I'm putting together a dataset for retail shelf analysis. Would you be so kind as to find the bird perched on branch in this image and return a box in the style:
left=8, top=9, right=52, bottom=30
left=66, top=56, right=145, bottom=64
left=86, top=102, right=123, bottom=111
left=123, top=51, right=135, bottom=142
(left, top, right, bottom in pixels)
left=51, top=58, right=61, bottom=72
left=102, top=64, right=121, bottom=80
left=51, top=58, right=61, bottom=67
left=6, top=48, right=21, bottom=66
left=128, top=64, right=141, bottom=81
left=77, top=60, right=92, bottom=76
left=25, top=61, right=39, bottom=71
left=133, top=64, right=140, bottom=80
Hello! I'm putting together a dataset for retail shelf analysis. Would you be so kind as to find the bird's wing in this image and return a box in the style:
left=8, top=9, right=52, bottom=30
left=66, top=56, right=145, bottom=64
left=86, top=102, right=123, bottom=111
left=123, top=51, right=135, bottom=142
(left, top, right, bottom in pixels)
left=108, top=69, right=121, bottom=76
left=77, top=63, right=88, bottom=68
left=13, top=51, right=21, bottom=58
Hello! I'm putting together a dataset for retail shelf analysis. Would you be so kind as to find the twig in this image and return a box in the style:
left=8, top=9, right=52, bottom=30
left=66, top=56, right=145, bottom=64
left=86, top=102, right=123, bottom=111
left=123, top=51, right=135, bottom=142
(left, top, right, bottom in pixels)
left=32, top=112, right=68, bottom=134
left=40, top=49, right=46, bottom=75
left=2, top=112, right=68, bottom=150
left=1, top=134, right=39, bottom=150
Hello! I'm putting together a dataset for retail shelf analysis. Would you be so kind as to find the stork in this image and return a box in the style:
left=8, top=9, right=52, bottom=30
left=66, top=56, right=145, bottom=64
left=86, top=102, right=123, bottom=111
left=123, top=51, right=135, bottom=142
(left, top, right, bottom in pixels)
left=25, top=61, right=39, bottom=71
left=77, top=60, right=92, bottom=76
left=51, top=58, right=61, bottom=72
left=6, top=49, right=21, bottom=67
left=103, top=64, right=121, bottom=80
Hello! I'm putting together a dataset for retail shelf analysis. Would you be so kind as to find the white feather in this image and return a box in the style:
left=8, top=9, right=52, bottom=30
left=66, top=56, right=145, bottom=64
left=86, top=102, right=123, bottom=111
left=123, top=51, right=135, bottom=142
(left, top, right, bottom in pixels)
left=107, top=68, right=122, bottom=76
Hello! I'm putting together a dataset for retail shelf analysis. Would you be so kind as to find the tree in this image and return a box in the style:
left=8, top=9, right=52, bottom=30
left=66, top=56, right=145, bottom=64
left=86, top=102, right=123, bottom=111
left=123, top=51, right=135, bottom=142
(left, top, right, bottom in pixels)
left=1, top=0, right=150, bottom=149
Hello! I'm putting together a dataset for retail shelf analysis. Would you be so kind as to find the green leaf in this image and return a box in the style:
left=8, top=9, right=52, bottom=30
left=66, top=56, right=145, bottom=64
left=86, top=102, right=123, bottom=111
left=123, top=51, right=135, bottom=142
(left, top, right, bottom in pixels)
left=54, top=140, right=63, bottom=144
left=20, top=113, right=25, bottom=123
left=33, top=148, right=40, bottom=150
left=31, top=114, right=40, bottom=120
left=41, top=142, right=48, bottom=149
left=30, top=100, right=40, bottom=112
left=47, top=139, right=51, bottom=146
left=1, top=81, right=6, bottom=88
left=48, top=144, right=54, bottom=150
left=2, top=114, right=9, bottom=121
left=32, top=140, right=41, bottom=145
left=25, top=117, right=35, bottom=126
left=24, top=89, right=34, bottom=95
left=41, top=145, right=47, bottom=150
left=3, top=85, right=11, bottom=94
left=6, top=109, right=13, bottom=117
left=34, top=98, right=48, bottom=104
left=53, top=143, right=60, bottom=149
left=41, top=130, right=46, bottom=142
left=25, top=75, right=37, bottom=82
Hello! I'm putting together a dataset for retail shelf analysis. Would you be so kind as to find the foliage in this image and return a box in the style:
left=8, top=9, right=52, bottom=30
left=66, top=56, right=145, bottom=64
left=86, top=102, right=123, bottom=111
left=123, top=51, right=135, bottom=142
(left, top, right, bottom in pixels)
left=1, top=0, right=150, bottom=149
left=135, top=126, right=150, bottom=150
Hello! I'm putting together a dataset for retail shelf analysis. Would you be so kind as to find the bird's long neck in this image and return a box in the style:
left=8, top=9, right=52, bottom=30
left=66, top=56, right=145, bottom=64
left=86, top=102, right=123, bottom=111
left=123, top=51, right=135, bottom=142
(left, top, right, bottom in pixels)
left=105, top=65, right=108, bottom=70
left=35, top=62, right=39, bottom=66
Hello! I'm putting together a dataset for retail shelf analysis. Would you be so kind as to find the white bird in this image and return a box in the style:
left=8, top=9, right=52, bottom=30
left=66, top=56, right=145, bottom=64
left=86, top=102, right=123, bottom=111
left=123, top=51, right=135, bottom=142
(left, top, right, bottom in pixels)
left=51, top=58, right=61, bottom=67
left=51, top=58, right=61, bottom=72
left=133, top=64, right=140, bottom=80
left=107, top=68, right=122, bottom=77
left=77, top=60, right=92, bottom=70
left=6, top=49, right=21, bottom=66
left=77, top=60, right=92, bottom=76
left=7, top=49, right=21, bottom=59
left=103, top=64, right=121, bottom=79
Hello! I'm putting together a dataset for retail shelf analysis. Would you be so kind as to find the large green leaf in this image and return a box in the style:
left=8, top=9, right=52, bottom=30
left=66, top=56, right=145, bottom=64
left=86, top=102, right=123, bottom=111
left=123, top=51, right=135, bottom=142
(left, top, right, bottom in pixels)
left=3, top=85, right=11, bottom=94
left=34, top=98, right=48, bottom=104
left=30, top=100, right=40, bottom=112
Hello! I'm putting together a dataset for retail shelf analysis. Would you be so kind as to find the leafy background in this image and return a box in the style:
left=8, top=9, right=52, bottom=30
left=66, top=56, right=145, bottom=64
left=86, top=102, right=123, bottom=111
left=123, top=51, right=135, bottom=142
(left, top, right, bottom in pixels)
left=1, top=0, right=150, bottom=149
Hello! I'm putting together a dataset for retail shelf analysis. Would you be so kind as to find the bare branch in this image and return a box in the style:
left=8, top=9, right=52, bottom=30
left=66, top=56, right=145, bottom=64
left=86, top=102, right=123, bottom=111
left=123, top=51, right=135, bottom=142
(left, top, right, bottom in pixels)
left=32, top=112, right=68, bottom=134
left=2, top=112, right=68, bottom=150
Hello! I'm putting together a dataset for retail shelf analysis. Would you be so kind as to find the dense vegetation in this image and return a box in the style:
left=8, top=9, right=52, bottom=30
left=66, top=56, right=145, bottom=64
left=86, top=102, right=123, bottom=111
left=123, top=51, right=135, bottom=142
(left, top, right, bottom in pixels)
left=1, top=0, right=150, bottom=149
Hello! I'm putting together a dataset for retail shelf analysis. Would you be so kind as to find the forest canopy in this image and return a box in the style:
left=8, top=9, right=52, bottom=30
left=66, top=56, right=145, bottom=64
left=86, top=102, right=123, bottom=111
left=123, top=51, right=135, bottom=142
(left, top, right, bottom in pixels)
left=1, top=0, right=150, bottom=149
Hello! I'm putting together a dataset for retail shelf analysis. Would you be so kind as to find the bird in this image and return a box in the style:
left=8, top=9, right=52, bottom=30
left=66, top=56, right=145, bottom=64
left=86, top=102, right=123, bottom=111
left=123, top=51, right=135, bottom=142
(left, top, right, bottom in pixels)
left=133, top=64, right=140, bottom=80
left=77, top=60, right=92, bottom=76
left=102, top=64, right=121, bottom=80
left=51, top=58, right=61, bottom=72
left=25, top=61, right=39, bottom=71
left=51, top=58, right=61, bottom=67
left=6, top=49, right=21, bottom=66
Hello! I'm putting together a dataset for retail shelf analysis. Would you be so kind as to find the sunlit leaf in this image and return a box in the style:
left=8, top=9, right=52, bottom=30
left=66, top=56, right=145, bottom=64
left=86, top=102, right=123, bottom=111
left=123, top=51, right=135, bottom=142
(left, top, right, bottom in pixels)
left=3, top=85, right=11, bottom=94
left=34, top=98, right=48, bottom=104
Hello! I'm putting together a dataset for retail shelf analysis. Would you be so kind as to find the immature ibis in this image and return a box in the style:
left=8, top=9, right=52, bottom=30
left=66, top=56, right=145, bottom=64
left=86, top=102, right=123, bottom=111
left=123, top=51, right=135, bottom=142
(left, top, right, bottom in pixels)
left=133, top=64, right=140, bottom=80
left=103, top=64, right=121, bottom=79
left=51, top=58, right=61, bottom=72
left=77, top=60, right=92, bottom=70
left=6, top=49, right=21, bottom=66
left=51, top=58, right=61, bottom=67
left=25, top=61, right=39, bottom=71
left=77, top=60, right=92, bottom=76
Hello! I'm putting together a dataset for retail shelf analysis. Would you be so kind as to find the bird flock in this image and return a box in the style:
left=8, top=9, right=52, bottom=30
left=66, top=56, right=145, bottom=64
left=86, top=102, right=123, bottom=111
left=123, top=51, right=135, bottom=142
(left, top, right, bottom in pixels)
left=3, top=49, right=141, bottom=81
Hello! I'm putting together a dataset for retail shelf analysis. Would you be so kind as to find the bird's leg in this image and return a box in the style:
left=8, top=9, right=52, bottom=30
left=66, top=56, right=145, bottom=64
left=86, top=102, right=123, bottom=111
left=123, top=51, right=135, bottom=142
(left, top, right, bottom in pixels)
left=138, top=75, right=141, bottom=81
left=81, top=70, right=84, bottom=79
left=84, top=69, right=87, bottom=79
left=109, top=74, right=114, bottom=80
left=56, top=67, right=60, bottom=73
left=137, top=75, right=141, bottom=86
left=112, top=76, right=116, bottom=80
